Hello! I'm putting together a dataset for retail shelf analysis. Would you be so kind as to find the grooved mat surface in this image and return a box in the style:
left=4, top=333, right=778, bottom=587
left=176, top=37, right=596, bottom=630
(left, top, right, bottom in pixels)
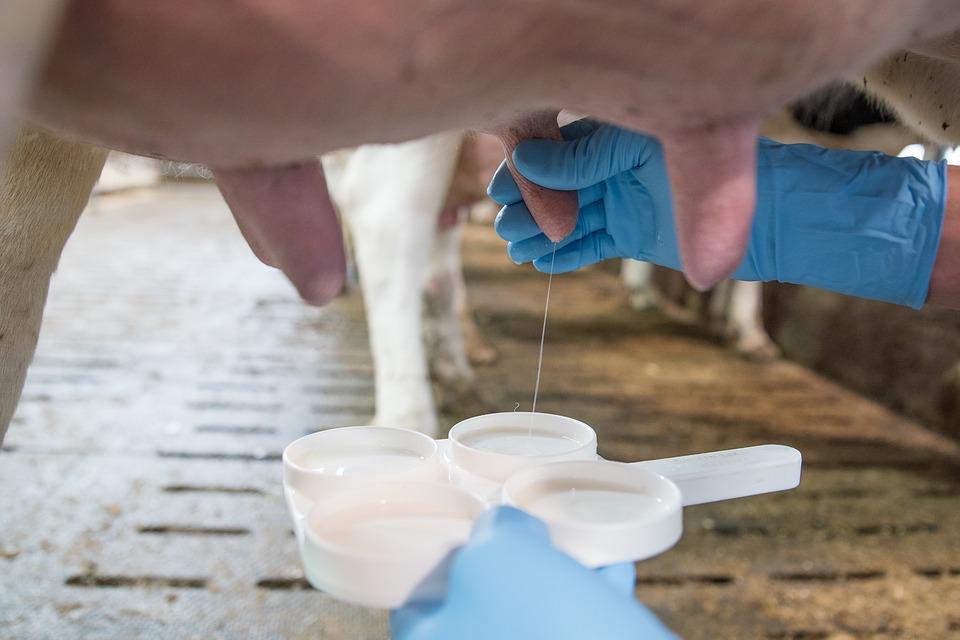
left=2, top=182, right=960, bottom=639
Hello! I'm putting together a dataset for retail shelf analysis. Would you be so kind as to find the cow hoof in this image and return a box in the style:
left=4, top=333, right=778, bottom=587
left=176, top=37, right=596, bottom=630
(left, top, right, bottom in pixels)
left=735, top=335, right=781, bottom=362
left=627, top=289, right=658, bottom=311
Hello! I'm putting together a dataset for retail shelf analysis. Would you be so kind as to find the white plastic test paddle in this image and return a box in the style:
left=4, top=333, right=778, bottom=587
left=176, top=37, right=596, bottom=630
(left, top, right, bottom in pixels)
left=633, top=444, right=803, bottom=507
left=282, top=419, right=802, bottom=608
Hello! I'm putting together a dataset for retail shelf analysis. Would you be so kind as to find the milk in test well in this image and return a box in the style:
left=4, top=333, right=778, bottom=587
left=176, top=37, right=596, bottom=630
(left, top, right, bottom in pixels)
left=282, top=412, right=802, bottom=608
left=447, top=412, right=598, bottom=483
left=457, top=427, right=584, bottom=456
left=517, top=478, right=669, bottom=524
left=300, top=481, right=485, bottom=608
left=284, top=427, right=437, bottom=482
left=297, top=443, right=429, bottom=475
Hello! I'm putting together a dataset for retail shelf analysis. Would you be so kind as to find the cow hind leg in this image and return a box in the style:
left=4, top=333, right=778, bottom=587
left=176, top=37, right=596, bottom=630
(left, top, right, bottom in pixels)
left=330, top=133, right=464, bottom=436
left=619, top=259, right=659, bottom=311
left=345, top=192, right=436, bottom=434
left=724, top=281, right=780, bottom=360
left=0, top=125, right=107, bottom=444
left=422, top=207, right=491, bottom=421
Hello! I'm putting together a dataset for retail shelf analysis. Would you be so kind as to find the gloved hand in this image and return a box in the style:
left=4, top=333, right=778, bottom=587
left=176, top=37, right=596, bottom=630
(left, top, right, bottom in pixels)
left=390, top=506, right=678, bottom=640
left=489, top=120, right=947, bottom=309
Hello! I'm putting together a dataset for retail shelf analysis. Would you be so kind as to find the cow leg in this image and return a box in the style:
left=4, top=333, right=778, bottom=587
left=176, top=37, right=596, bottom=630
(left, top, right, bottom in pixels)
left=457, top=241, right=499, bottom=370
left=619, top=259, right=658, bottom=310
left=0, top=125, right=107, bottom=444
left=441, top=134, right=503, bottom=368
left=422, top=206, right=490, bottom=419
left=724, top=280, right=780, bottom=360
left=329, top=132, right=462, bottom=436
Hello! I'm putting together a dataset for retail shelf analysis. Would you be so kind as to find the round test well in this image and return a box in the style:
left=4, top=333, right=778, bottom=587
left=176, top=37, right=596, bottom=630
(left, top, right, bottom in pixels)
left=301, top=481, right=486, bottom=609
left=503, top=460, right=683, bottom=567
left=282, top=427, right=440, bottom=537
left=448, top=412, right=598, bottom=482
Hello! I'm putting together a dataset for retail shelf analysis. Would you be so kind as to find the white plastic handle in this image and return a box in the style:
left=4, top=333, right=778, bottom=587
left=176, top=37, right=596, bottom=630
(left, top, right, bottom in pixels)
left=631, top=444, right=802, bottom=506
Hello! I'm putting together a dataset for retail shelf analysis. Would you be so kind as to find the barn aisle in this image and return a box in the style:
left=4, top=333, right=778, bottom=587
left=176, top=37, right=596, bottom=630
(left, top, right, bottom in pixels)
left=2, top=181, right=959, bottom=639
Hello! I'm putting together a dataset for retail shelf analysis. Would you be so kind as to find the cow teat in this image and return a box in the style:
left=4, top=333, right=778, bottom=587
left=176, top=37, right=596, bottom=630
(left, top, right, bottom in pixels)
left=213, top=160, right=347, bottom=306
left=489, top=109, right=579, bottom=243
left=659, top=119, right=761, bottom=291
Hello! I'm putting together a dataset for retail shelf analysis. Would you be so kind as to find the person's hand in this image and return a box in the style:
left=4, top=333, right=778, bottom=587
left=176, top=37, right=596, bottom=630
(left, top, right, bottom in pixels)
left=490, top=120, right=947, bottom=309
left=489, top=120, right=683, bottom=274
left=390, top=506, right=678, bottom=640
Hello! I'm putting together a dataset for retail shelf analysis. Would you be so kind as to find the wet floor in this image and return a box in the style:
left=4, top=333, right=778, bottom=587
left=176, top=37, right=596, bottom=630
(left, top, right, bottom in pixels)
left=2, top=182, right=959, bottom=639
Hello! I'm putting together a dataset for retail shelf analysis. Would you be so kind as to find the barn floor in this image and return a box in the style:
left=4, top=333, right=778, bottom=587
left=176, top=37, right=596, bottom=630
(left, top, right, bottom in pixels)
left=2, top=181, right=960, bottom=640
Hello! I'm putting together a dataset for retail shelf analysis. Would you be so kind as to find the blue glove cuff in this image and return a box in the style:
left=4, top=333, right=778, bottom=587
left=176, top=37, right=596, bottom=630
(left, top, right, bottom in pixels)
left=735, top=140, right=947, bottom=309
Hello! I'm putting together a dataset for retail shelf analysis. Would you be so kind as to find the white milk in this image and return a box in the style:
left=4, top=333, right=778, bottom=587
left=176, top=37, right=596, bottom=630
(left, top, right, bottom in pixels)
left=299, top=445, right=426, bottom=476
left=317, top=513, right=473, bottom=556
left=522, top=480, right=668, bottom=525
left=458, top=427, right=582, bottom=456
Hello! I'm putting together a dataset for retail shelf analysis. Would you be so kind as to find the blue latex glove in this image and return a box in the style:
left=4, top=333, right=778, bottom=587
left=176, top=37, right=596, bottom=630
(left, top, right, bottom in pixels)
left=489, top=120, right=947, bottom=309
left=390, top=506, right=678, bottom=640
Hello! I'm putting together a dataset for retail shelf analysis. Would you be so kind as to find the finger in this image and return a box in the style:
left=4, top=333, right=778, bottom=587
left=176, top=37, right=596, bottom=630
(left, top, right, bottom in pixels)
left=512, top=125, right=655, bottom=190
left=538, top=231, right=618, bottom=273
left=506, top=199, right=608, bottom=262
left=487, top=145, right=604, bottom=208
left=576, top=182, right=605, bottom=208
left=497, top=194, right=606, bottom=243
left=487, top=160, right=523, bottom=205
left=507, top=235, right=555, bottom=264
left=494, top=201, right=541, bottom=241
left=574, top=198, right=611, bottom=238
left=485, top=119, right=600, bottom=204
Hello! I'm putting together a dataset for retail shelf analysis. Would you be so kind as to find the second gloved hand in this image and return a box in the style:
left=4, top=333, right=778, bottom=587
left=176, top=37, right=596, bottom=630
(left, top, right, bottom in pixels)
left=391, top=506, right=678, bottom=640
left=489, top=120, right=946, bottom=309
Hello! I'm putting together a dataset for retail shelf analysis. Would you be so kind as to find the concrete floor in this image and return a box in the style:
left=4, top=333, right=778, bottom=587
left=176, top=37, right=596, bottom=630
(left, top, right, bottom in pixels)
left=2, top=182, right=960, bottom=639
